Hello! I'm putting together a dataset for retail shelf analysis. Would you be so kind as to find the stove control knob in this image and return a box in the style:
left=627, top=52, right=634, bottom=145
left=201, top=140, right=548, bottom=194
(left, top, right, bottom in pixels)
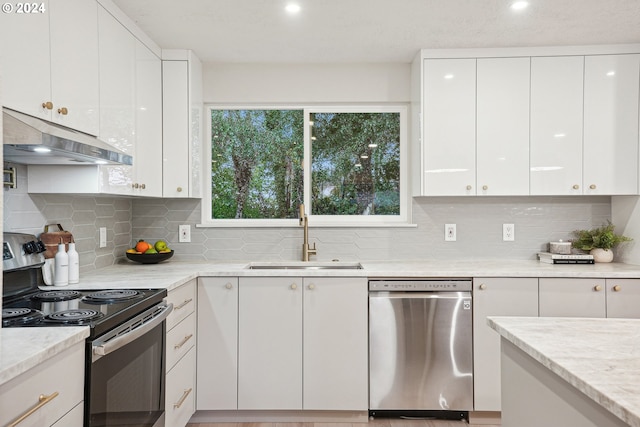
left=23, top=240, right=46, bottom=254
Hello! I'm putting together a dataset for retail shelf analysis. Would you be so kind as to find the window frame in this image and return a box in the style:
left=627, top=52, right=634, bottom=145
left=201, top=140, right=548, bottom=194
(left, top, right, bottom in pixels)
left=200, top=104, right=410, bottom=227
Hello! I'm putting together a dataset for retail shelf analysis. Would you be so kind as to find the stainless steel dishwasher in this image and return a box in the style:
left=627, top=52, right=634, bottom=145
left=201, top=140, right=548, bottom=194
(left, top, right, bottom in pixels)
left=369, top=278, right=473, bottom=419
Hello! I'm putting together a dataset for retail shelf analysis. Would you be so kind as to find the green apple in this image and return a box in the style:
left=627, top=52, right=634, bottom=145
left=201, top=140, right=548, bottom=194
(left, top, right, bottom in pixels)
left=154, top=240, right=168, bottom=251
left=145, top=248, right=158, bottom=254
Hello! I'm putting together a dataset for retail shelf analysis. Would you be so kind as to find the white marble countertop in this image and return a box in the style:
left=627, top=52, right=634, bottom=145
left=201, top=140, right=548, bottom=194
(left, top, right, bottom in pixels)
left=488, top=316, right=640, bottom=427
left=0, top=327, right=89, bottom=387
left=46, top=259, right=640, bottom=292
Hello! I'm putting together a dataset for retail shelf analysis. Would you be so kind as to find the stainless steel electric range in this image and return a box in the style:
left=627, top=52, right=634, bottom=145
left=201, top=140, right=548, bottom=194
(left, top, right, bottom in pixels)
left=2, top=232, right=172, bottom=427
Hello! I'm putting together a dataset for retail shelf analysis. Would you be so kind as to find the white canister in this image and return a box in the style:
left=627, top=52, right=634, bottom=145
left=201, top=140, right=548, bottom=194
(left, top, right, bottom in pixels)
left=67, top=242, right=79, bottom=284
left=54, top=242, right=69, bottom=286
left=550, top=240, right=572, bottom=255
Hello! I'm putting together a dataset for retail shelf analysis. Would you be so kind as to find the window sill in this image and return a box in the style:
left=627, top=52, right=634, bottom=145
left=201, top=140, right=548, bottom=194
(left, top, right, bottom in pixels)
left=196, top=220, right=417, bottom=229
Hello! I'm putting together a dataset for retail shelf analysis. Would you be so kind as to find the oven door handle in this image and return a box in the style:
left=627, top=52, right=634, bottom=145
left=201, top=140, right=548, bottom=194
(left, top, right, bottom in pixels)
left=92, top=302, right=173, bottom=357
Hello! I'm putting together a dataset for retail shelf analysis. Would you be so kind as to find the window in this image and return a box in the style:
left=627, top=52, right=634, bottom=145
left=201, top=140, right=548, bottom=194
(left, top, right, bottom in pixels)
left=203, top=105, right=408, bottom=226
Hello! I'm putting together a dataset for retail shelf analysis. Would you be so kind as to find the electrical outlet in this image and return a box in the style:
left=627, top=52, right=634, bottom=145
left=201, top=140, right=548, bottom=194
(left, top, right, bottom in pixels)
left=179, top=224, right=191, bottom=243
left=503, top=223, right=515, bottom=241
left=445, top=224, right=456, bottom=241
left=99, top=227, right=107, bottom=248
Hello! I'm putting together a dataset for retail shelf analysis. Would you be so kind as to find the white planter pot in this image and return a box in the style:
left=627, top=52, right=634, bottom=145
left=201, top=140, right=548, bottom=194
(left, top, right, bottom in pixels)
left=590, top=248, right=614, bottom=263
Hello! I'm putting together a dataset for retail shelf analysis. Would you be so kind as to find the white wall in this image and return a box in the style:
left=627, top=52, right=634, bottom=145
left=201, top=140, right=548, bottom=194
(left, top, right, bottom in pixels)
left=203, top=62, right=411, bottom=104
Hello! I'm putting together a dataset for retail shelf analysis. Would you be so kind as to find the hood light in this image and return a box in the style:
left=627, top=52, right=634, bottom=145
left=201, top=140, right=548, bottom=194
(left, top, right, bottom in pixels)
left=33, top=147, right=52, bottom=153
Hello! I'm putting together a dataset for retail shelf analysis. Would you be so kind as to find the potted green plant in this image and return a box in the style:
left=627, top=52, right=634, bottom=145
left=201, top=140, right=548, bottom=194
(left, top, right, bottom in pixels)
left=571, top=221, right=632, bottom=263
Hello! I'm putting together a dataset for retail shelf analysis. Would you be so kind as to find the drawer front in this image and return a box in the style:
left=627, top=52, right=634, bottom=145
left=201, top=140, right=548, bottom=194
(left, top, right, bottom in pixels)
left=0, top=343, right=84, bottom=427
left=167, top=280, right=196, bottom=331
left=51, top=401, right=84, bottom=427
left=166, top=348, right=196, bottom=427
left=166, top=312, right=196, bottom=373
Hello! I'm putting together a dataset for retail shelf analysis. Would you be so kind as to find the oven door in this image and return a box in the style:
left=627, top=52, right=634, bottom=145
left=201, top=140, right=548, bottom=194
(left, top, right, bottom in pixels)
left=87, top=302, right=173, bottom=427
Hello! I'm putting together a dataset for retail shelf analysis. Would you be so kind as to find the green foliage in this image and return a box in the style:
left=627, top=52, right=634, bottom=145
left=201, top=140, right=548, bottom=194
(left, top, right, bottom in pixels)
left=571, top=221, right=632, bottom=250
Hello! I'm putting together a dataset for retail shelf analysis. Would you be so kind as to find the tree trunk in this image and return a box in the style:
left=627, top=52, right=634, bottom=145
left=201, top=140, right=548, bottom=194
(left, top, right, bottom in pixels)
left=233, top=155, right=253, bottom=219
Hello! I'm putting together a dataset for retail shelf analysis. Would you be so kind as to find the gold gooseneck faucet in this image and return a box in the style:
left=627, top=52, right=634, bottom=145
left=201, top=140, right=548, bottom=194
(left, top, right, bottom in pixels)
left=299, top=204, right=317, bottom=261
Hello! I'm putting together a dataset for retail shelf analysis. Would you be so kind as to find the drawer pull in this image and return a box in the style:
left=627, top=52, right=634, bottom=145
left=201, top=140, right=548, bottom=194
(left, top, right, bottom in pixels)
left=593, top=285, right=602, bottom=292
left=308, top=284, right=315, bottom=290
left=173, top=388, right=193, bottom=409
left=9, top=392, right=59, bottom=427
left=174, top=333, right=194, bottom=350
left=174, top=298, right=193, bottom=310
left=290, top=283, right=298, bottom=290
left=479, top=284, right=487, bottom=290
left=613, top=285, right=622, bottom=292
left=42, top=101, right=53, bottom=110
left=225, top=283, right=233, bottom=289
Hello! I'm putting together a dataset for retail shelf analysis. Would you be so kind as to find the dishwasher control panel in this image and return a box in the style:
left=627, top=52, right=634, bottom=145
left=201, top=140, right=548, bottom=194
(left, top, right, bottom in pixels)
left=368, top=279, right=472, bottom=292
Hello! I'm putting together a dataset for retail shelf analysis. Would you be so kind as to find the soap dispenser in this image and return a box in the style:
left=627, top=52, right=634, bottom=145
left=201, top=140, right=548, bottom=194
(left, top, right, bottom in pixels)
left=67, top=240, right=79, bottom=284
left=54, top=238, right=69, bottom=286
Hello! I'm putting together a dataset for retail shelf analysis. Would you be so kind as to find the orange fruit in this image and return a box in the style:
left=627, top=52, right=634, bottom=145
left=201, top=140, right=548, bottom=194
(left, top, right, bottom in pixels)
left=135, top=240, right=151, bottom=253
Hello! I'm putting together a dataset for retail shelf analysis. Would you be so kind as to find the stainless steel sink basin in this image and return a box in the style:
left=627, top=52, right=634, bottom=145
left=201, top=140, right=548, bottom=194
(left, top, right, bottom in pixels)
left=246, top=261, right=363, bottom=270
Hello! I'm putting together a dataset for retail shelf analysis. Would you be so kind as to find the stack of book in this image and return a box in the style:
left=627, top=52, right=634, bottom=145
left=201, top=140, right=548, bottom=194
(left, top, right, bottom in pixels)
left=537, top=252, right=594, bottom=264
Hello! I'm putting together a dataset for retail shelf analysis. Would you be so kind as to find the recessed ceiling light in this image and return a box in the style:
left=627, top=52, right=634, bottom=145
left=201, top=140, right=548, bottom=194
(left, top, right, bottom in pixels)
left=511, top=1, right=529, bottom=11
left=285, top=3, right=301, bottom=14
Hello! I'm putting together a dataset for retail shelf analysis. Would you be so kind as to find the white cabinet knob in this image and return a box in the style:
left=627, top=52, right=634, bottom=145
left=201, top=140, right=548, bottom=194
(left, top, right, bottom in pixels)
left=479, top=284, right=487, bottom=290
left=308, top=284, right=315, bottom=290
left=225, top=283, right=232, bottom=289
left=290, top=283, right=297, bottom=290
left=573, top=184, right=580, bottom=190
left=589, top=184, right=597, bottom=190
left=593, top=285, right=602, bottom=292
left=613, top=285, right=622, bottom=292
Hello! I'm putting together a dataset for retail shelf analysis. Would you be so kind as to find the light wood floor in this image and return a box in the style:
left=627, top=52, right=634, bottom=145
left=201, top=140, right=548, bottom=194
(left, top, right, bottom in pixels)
left=187, top=421, right=499, bottom=427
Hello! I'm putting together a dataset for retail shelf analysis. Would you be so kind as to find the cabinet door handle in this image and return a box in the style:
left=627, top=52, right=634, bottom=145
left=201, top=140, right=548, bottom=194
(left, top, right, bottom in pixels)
left=173, top=388, right=193, bottom=409
left=177, top=187, right=183, bottom=192
left=174, top=333, right=194, bottom=350
left=308, top=284, right=315, bottom=290
left=466, top=185, right=472, bottom=191
left=589, top=184, right=596, bottom=190
left=479, top=284, right=487, bottom=290
left=290, top=283, right=298, bottom=290
left=174, top=298, right=193, bottom=310
left=593, top=285, right=602, bottom=292
left=9, top=392, right=59, bottom=427
left=613, top=285, right=622, bottom=292
left=57, top=107, right=68, bottom=115
left=482, top=185, right=488, bottom=191
left=41, top=101, right=53, bottom=110
left=225, top=283, right=233, bottom=289
left=140, top=183, right=146, bottom=189
left=573, top=184, right=580, bottom=190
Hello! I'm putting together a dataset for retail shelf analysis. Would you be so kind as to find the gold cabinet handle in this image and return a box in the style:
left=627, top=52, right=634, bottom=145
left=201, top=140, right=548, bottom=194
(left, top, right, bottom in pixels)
left=174, top=333, right=193, bottom=350
left=479, top=284, right=487, bottom=290
left=290, top=283, right=298, bottom=290
left=41, top=101, right=53, bottom=110
left=482, top=185, right=488, bottom=191
left=57, top=107, right=68, bottom=115
left=589, top=184, right=596, bottom=190
left=613, top=285, right=622, bottom=292
left=9, top=392, right=59, bottom=427
left=593, top=285, right=602, bottom=292
left=140, top=184, right=146, bottom=189
left=174, top=298, right=193, bottom=310
left=133, top=183, right=140, bottom=189
left=308, top=284, right=315, bottom=290
left=225, top=283, right=233, bottom=289
left=573, top=184, right=580, bottom=190
left=173, top=388, right=193, bottom=409
left=466, top=185, right=472, bottom=191
left=177, top=187, right=183, bottom=192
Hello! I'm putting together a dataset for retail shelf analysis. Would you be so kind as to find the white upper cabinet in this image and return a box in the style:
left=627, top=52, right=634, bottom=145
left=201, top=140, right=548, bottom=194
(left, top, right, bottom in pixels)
left=530, top=56, right=585, bottom=195
left=0, top=0, right=99, bottom=135
left=133, top=40, right=163, bottom=197
left=162, top=51, right=203, bottom=198
left=583, top=54, right=640, bottom=195
left=422, top=59, right=476, bottom=195
left=476, top=57, right=530, bottom=195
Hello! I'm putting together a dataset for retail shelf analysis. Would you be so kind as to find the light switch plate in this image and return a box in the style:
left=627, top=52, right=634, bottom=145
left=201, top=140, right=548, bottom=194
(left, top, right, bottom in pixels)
left=99, top=227, right=107, bottom=248
left=179, top=224, right=191, bottom=243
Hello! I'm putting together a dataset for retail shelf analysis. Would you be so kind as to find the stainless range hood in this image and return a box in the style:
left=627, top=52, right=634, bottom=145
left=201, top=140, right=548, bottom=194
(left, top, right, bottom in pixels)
left=2, top=108, right=133, bottom=165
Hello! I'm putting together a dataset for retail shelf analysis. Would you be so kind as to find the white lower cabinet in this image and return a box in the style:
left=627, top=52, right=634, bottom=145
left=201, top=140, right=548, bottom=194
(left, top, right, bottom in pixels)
left=197, top=276, right=367, bottom=412
left=539, top=278, right=606, bottom=318
left=0, top=342, right=84, bottom=427
left=197, top=277, right=239, bottom=410
left=472, top=278, right=539, bottom=411
left=605, top=279, right=640, bottom=318
left=165, top=279, right=197, bottom=427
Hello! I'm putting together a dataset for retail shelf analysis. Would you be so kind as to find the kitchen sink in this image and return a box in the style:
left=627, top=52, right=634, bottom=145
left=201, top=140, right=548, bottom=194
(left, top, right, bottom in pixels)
left=246, top=261, right=363, bottom=270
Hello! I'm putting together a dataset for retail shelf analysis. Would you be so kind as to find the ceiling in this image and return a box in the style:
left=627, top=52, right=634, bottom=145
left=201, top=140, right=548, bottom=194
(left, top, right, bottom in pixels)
left=112, top=0, right=640, bottom=64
